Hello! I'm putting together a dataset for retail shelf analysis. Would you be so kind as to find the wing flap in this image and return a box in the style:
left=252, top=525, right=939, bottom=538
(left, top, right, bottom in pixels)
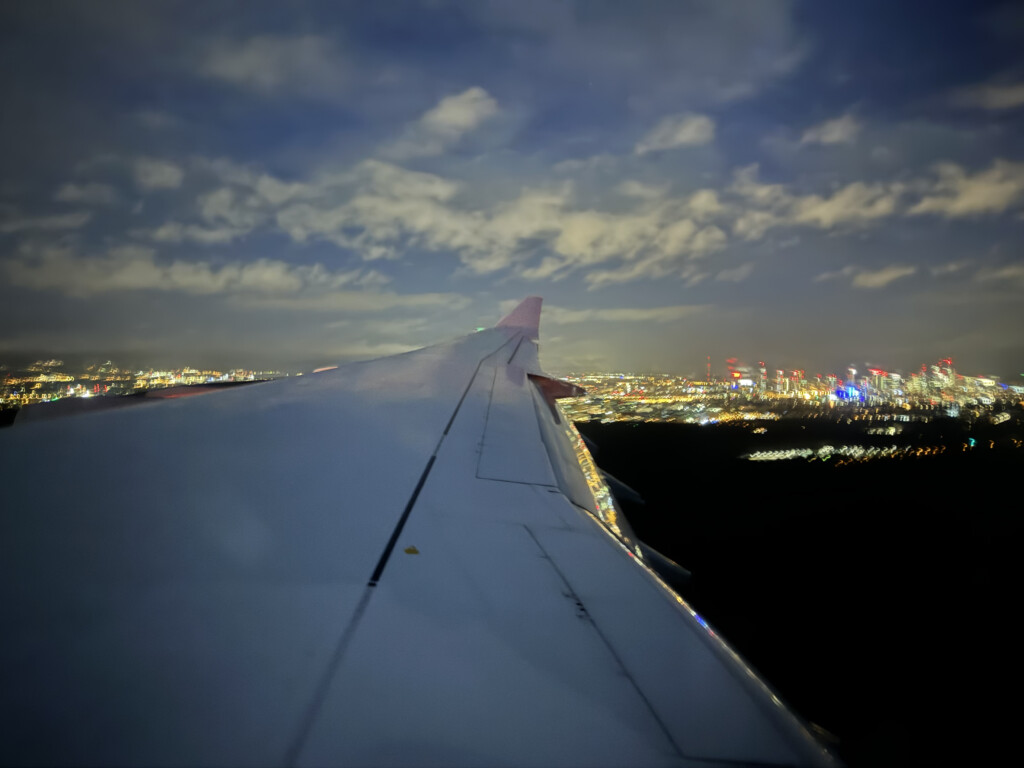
left=295, top=375, right=682, bottom=766
left=476, top=363, right=558, bottom=486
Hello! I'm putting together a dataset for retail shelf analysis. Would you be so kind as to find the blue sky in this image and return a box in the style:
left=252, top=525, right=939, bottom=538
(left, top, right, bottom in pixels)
left=1, top=0, right=1022, bottom=377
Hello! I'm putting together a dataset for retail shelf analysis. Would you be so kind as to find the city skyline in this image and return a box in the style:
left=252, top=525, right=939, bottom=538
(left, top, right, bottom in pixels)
left=2, top=1, right=1023, bottom=377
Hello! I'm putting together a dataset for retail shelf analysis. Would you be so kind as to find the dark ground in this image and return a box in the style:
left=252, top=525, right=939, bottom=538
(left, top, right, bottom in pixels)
left=576, top=418, right=1022, bottom=768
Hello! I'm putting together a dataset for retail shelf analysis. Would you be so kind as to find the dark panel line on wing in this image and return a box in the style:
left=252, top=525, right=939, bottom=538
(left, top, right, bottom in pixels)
left=522, top=525, right=686, bottom=761
left=286, top=332, right=518, bottom=766
left=473, top=367, right=500, bottom=480
left=283, top=584, right=376, bottom=767
left=441, top=335, right=515, bottom=438
left=507, top=335, right=525, bottom=364
left=370, top=333, right=517, bottom=585
left=368, top=455, right=435, bottom=586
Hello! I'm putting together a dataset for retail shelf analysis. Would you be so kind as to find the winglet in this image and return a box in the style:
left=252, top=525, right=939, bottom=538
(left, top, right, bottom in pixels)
left=497, top=296, right=542, bottom=338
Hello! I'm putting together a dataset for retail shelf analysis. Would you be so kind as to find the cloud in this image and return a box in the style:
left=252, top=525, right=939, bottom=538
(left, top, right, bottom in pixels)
left=729, top=164, right=789, bottom=208
left=2, top=243, right=385, bottom=298
left=132, top=161, right=314, bottom=245
left=908, top=160, right=1024, bottom=217
left=275, top=160, right=491, bottom=266
left=715, top=263, right=754, bottom=282
left=553, top=213, right=727, bottom=288
left=270, top=157, right=731, bottom=286
left=233, top=289, right=467, bottom=313
left=731, top=210, right=779, bottom=241
left=815, top=264, right=915, bottom=289
left=790, top=182, right=900, bottom=227
left=975, top=264, right=1024, bottom=285
left=85, top=144, right=1021, bottom=302
left=383, top=87, right=499, bottom=159
left=199, top=35, right=345, bottom=98
left=148, top=222, right=247, bottom=245
left=685, top=189, right=725, bottom=220
left=635, top=113, right=715, bottom=154
left=53, top=182, right=119, bottom=206
left=134, top=157, right=184, bottom=190
left=813, top=264, right=916, bottom=288
left=930, top=261, right=971, bottom=276
left=197, top=187, right=264, bottom=229
left=949, top=81, right=1024, bottom=110
left=800, top=113, right=862, bottom=145
left=813, top=266, right=857, bottom=283
left=0, top=211, right=92, bottom=234
left=728, top=165, right=900, bottom=236
left=552, top=154, right=617, bottom=175
left=851, top=265, right=916, bottom=288
left=541, top=304, right=708, bottom=325
left=618, top=180, right=669, bottom=200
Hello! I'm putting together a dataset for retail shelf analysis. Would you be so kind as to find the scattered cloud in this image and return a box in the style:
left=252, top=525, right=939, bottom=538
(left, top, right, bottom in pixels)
left=813, top=265, right=857, bottom=283
left=197, top=187, right=264, bottom=229
left=552, top=154, right=618, bottom=175
left=949, top=81, right=1024, bottom=110
left=715, top=263, right=755, bottom=282
left=800, top=113, right=862, bottom=145
left=134, top=157, right=185, bottom=190
left=541, top=304, right=708, bottom=325
left=198, top=35, right=346, bottom=98
left=975, top=264, right=1024, bottom=285
left=273, top=157, right=729, bottom=285
left=909, top=160, right=1024, bottom=217
left=618, top=180, right=669, bottom=200
left=815, top=264, right=921, bottom=288
left=53, top=182, right=119, bottom=206
left=728, top=164, right=900, bottom=237
left=635, top=113, right=715, bottom=154
left=790, top=182, right=901, bottom=228
left=233, top=289, right=467, bottom=313
left=25, top=146, right=1020, bottom=309
left=813, top=264, right=916, bottom=288
left=685, top=189, right=725, bottom=220
left=851, top=265, right=916, bottom=288
left=931, top=260, right=971, bottom=276
left=383, top=87, right=499, bottom=159
left=147, top=221, right=247, bottom=245
left=2, top=242, right=386, bottom=299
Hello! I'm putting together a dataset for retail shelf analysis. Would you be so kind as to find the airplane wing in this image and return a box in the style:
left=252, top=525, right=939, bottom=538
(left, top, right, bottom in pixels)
left=0, top=297, right=839, bottom=767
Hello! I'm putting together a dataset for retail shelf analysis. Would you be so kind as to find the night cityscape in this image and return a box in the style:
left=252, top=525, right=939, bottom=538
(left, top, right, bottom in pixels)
left=5, top=353, right=1021, bottom=411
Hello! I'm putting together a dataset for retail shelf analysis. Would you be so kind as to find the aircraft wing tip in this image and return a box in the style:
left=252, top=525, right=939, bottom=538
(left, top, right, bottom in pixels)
left=496, top=296, right=543, bottom=335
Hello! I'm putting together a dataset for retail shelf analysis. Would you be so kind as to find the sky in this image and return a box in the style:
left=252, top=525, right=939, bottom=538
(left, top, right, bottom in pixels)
left=1, top=0, right=1023, bottom=378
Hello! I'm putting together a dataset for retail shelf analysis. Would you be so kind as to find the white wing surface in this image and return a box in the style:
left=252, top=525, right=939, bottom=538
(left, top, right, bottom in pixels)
left=0, top=298, right=838, bottom=767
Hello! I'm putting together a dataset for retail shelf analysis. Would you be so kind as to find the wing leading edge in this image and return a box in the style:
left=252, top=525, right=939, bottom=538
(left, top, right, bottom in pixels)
left=0, top=297, right=839, bottom=767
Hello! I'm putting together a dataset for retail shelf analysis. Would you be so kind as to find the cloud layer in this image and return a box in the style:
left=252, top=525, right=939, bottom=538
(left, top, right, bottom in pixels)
left=1, top=3, right=1022, bottom=375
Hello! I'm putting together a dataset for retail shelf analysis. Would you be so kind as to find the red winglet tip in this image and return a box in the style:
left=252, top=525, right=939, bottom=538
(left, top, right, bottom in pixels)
left=496, top=296, right=542, bottom=337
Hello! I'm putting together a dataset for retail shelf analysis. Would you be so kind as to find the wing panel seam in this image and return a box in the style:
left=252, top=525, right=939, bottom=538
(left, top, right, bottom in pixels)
left=522, top=524, right=686, bottom=761
left=285, top=333, right=518, bottom=766
left=369, top=333, right=518, bottom=586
